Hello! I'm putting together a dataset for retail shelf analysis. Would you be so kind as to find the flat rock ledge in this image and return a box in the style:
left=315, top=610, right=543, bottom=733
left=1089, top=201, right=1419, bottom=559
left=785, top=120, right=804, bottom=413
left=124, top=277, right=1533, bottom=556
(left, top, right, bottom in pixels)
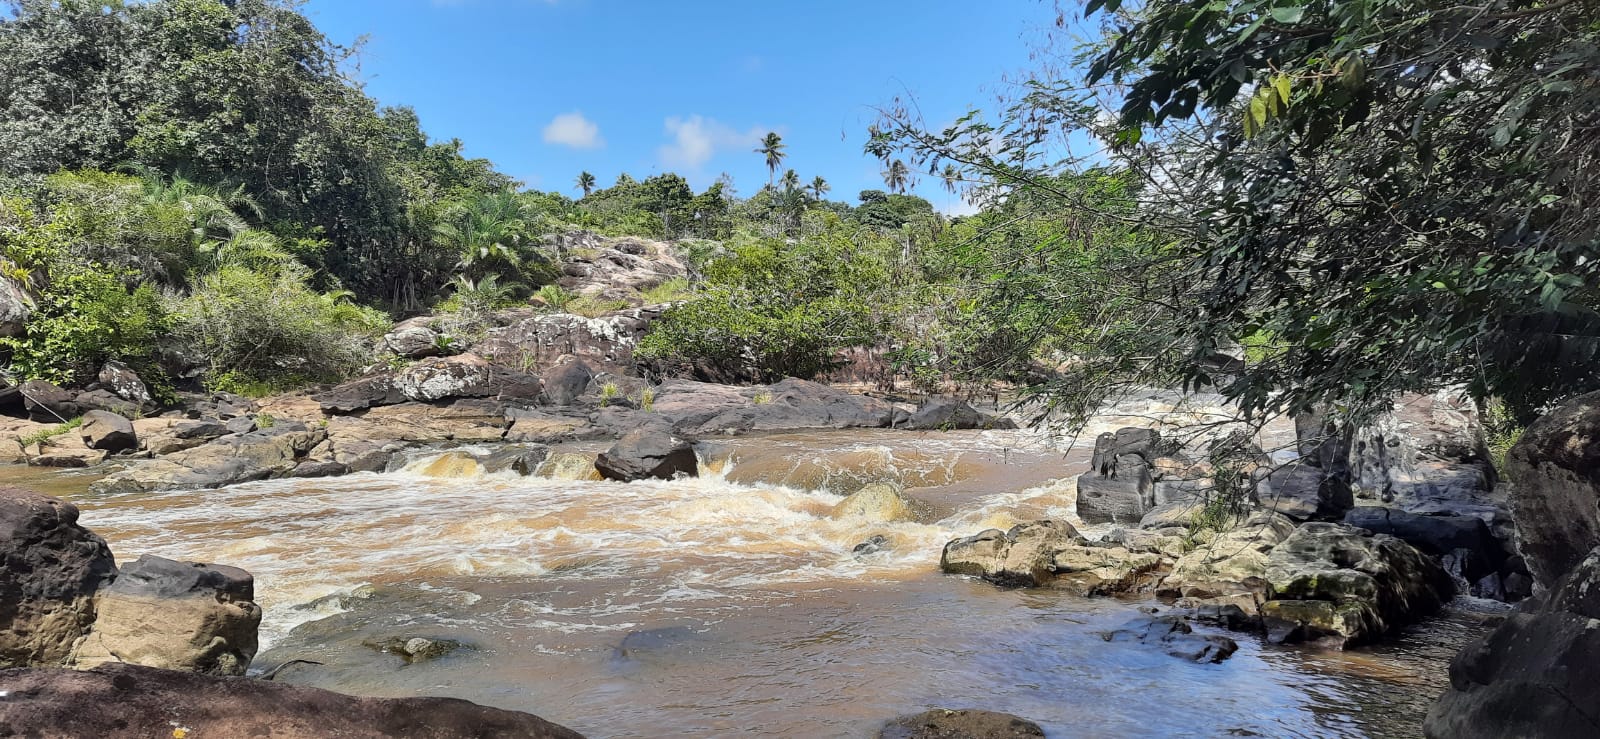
left=0, top=662, right=586, bottom=739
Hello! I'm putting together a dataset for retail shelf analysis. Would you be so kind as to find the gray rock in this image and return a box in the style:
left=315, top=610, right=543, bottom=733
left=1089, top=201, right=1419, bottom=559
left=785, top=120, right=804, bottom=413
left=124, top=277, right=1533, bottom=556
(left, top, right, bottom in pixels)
left=0, top=277, right=30, bottom=338
left=78, top=410, right=136, bottom=452
left=19, top=380, right=79, bottom=423
left=478, top=444, right=552, bottom=476
left=1343, top=506, right=1502, bottom=579
left=71, top=555, right=260, bottom=676
left=901, top=397, right=1011, bottom=430
left=1077, top=454, right=1154, bottom=525
left=1100, top=614, right=1238, bottom=663
left=0, top=662, right=586, bottom=738
left=1425, top=546, right=1600, bottom=738
left=1253, top=460, right=1353, bottom=521
left=97, top=360, right=152, bottom=407
left=1261, top=522, right=1453, bottom=648
left=1502, top=390, right=1600, bottom=589
left=384, top=319, right=443, bottom=358
left=363, top=635, right=469, bottom=663
left=0, top=488, right=116, bottom=667
left=940, top=520, right=1081, bottom=587
left=1089, top=427, right=1164, bottom=475
left=224, top=416, right=258, bottom=435
left=878, top=709, right=1045, bottom=739
left=539, top=360, right=594, bottom=406
left=595, top=430, right=697, bottom=481
left=172, top=420, right=229, bottom=440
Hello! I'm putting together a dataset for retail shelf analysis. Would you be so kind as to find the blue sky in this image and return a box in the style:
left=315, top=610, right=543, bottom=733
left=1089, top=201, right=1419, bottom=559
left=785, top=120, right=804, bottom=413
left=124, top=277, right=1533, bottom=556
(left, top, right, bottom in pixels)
left=301, top=0, right=1056, bottom=213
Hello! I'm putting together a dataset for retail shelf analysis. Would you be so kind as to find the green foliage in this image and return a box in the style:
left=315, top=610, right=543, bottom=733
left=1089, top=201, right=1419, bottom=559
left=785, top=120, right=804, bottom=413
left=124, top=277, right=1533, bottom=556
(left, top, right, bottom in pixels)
left=638, top=220, right=896, bottom=382
left=566, top=295, right=629, bottom=318
left=18, top=416, right=82, bottom=447
left=639, top=278, right=691, bottom=306
left=169, top=260, right=387, bottom=389
left=534, top=284, right=575, bottom=311
left=0, top=204, right=169, bottom=386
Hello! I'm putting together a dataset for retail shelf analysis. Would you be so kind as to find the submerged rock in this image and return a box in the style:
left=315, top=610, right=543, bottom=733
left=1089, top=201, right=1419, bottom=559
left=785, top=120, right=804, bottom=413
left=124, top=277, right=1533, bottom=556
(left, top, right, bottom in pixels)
left=71, top=555, right=260, bottom=676
left=91, top=422, right=327, bottom=494
left=1425, top=546, right=1600, bottom=738
left=595, top=429, right=697, bottom=481
left=1100, top=613, right=1239, bottom=664
left=0, top=487, right=116, bottom=667
left=878, top=709, right=1045, bottom=739
left=0, top=662, right=587, bottom=738
left=363, top=636, right=469, bottom=663
left=831, top=483, right=919, bottom=523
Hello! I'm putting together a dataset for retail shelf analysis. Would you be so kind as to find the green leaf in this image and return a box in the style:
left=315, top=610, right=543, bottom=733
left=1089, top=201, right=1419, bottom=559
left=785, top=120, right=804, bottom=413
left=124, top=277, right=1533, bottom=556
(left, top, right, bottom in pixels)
left=1270, top=6, right=1305, bottom=23
left=1273, top=75, right=1292, bottom=107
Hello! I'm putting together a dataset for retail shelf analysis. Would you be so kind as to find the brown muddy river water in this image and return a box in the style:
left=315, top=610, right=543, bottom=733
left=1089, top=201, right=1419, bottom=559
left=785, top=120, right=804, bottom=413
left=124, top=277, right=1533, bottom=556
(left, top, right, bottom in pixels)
left=41, top=428, right=1489, bottom=738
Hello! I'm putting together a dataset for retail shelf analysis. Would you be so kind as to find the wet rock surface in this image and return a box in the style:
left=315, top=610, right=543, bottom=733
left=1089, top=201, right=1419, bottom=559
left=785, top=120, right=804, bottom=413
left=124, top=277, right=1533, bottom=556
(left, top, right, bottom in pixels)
left=1100, top=613, right=1239, bottom=663
left=1502, top=390, right=1600, bottom=589
left=595, top=429, right=698, bottom=481
left=0, top=662, right=586, bottom=739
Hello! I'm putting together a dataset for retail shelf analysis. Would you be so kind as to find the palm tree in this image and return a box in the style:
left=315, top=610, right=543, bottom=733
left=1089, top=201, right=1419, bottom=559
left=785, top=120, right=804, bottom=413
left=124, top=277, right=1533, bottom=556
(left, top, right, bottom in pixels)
left=755, top=132, right=786, bottom=186
left=940, top=164, right=959, bottom=195
left=883, top=159, right=911, bottom=194
left=433, top=191, right=537, bottom=277
left=780, top=168, right=801, bottom=193
left=575, top=171, right=596, bottom=197
left=808, top=176, right=830, bottom=201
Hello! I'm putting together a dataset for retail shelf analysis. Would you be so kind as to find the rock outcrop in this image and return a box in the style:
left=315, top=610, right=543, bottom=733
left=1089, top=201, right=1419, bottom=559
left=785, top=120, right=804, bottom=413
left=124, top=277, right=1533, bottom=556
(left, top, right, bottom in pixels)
left=0, top=488, right=116, bottom=667
left=940, top=520, right=1081, bottom=587
left=0, top=662, right=586, bottom=738
left=1424, top=546, right=1600, bottom=738
left=1260, top=522, right=1452, bottom=648
left=0, top=277, right=29, bottom=338
left=878, top=709, right=1045, bottom=739
left=1502, top=390, right=1600, bottom=589
left=91, top=422, right=328, bottom=494
left=71, top=555, right=260, bottom=676
left=1076, top=428, right=1163, bottom=524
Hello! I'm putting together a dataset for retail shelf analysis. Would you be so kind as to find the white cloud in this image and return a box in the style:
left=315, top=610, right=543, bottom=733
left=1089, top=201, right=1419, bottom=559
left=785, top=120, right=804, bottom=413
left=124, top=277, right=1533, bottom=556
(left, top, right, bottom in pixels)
left=658, top=115, right=768, bottom=170
left=542, top=111, right=604, bottom=149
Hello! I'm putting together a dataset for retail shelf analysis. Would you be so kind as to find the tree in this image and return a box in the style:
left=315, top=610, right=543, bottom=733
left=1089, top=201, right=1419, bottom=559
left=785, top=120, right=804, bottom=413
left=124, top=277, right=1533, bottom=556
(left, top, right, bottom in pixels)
left=575, top=171, right=596, bottom=197
left=780, top=169, right=801, bottom=193
left=940, top=164, right=959, bottom=195
left=756, top=132, right=786, bottom=186
left=808, top=176, right=830, bottom=201
left=883, top=159, right=910, bottom=194
left=433, top=190, right=540, bottom=280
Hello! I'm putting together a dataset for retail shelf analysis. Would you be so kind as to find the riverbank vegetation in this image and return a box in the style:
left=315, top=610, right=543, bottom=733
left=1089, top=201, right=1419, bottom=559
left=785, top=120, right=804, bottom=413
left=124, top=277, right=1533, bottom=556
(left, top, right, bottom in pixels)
left=3, top=0, right=1596, bottom=436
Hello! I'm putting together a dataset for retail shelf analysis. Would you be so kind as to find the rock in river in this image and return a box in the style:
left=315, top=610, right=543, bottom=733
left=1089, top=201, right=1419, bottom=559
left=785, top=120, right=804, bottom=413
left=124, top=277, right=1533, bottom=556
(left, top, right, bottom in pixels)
left=878, top=708, right=1045, bottom=739
left=595, top=429, right=698, bottom=481
left=70, top=554, right=261, bottom=676
left=0, top=487, right=116, bottom=667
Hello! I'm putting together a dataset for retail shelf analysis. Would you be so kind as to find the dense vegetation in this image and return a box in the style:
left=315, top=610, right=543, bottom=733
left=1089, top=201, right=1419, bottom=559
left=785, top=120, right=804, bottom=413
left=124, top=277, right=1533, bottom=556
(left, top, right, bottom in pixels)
left=4, top=0, right=1594, bottom=439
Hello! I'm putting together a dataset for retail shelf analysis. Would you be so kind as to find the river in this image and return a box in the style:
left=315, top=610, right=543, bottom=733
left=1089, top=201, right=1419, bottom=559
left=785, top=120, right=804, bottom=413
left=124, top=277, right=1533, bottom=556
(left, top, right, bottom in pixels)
left=37, top=427, right=1490, bottom=738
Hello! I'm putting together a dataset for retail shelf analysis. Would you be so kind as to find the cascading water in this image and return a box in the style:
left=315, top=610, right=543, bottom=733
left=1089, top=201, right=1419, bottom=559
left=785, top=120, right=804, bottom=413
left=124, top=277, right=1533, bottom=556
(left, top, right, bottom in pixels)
left=61, top=427, right=1480, bottom=738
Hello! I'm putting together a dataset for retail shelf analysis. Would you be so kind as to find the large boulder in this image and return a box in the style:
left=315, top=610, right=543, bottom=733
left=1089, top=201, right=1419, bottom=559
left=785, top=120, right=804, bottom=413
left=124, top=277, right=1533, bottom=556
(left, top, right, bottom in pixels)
left=1253, top=460, right=1354, bottom=521
left=1343, top=506, right=1502, bottom=581
left=384, top=317, right=444, bottom=358
left=0, top=277, right=29, bottom=338
left=71, top=555, right=260, bottom=675
left=595, top=429, right=698, bottom=482
left=394, top=354, right=543, bottom=403
left=878, top=709, right=1045, bottom=739
left=96, top=360, right=153, bottom=407
left=1425, top=546, right=1600, bottom=738
left=939, top=520, right=1080, bottom=587
left=0, top=662, right=586, bottom=738
left=18, top=380, right=79, bottom=423
left=900, top=397, right=1012, bottom=430
left=0, top=488, right=117, bottom=667
left=470, top=307, right=662, bottom=376
left=1160, top=510, right=1297, bottom=605
left=77, top=409, right=136, bottom=452
left=540, top=359, right=595, bottom=406
left=1502, top=390, right=1600, bottom=589
left=1260, top=522, right=1453, bottom=647
left=1076, top=454, right=1154, bottom=525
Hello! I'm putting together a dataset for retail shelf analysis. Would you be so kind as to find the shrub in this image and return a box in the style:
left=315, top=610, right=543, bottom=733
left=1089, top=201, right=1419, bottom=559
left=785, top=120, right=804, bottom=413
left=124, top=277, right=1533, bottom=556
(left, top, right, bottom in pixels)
left=1, top=258, right=168, bottom=385
left=169, top=262, right=387, bottom=389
